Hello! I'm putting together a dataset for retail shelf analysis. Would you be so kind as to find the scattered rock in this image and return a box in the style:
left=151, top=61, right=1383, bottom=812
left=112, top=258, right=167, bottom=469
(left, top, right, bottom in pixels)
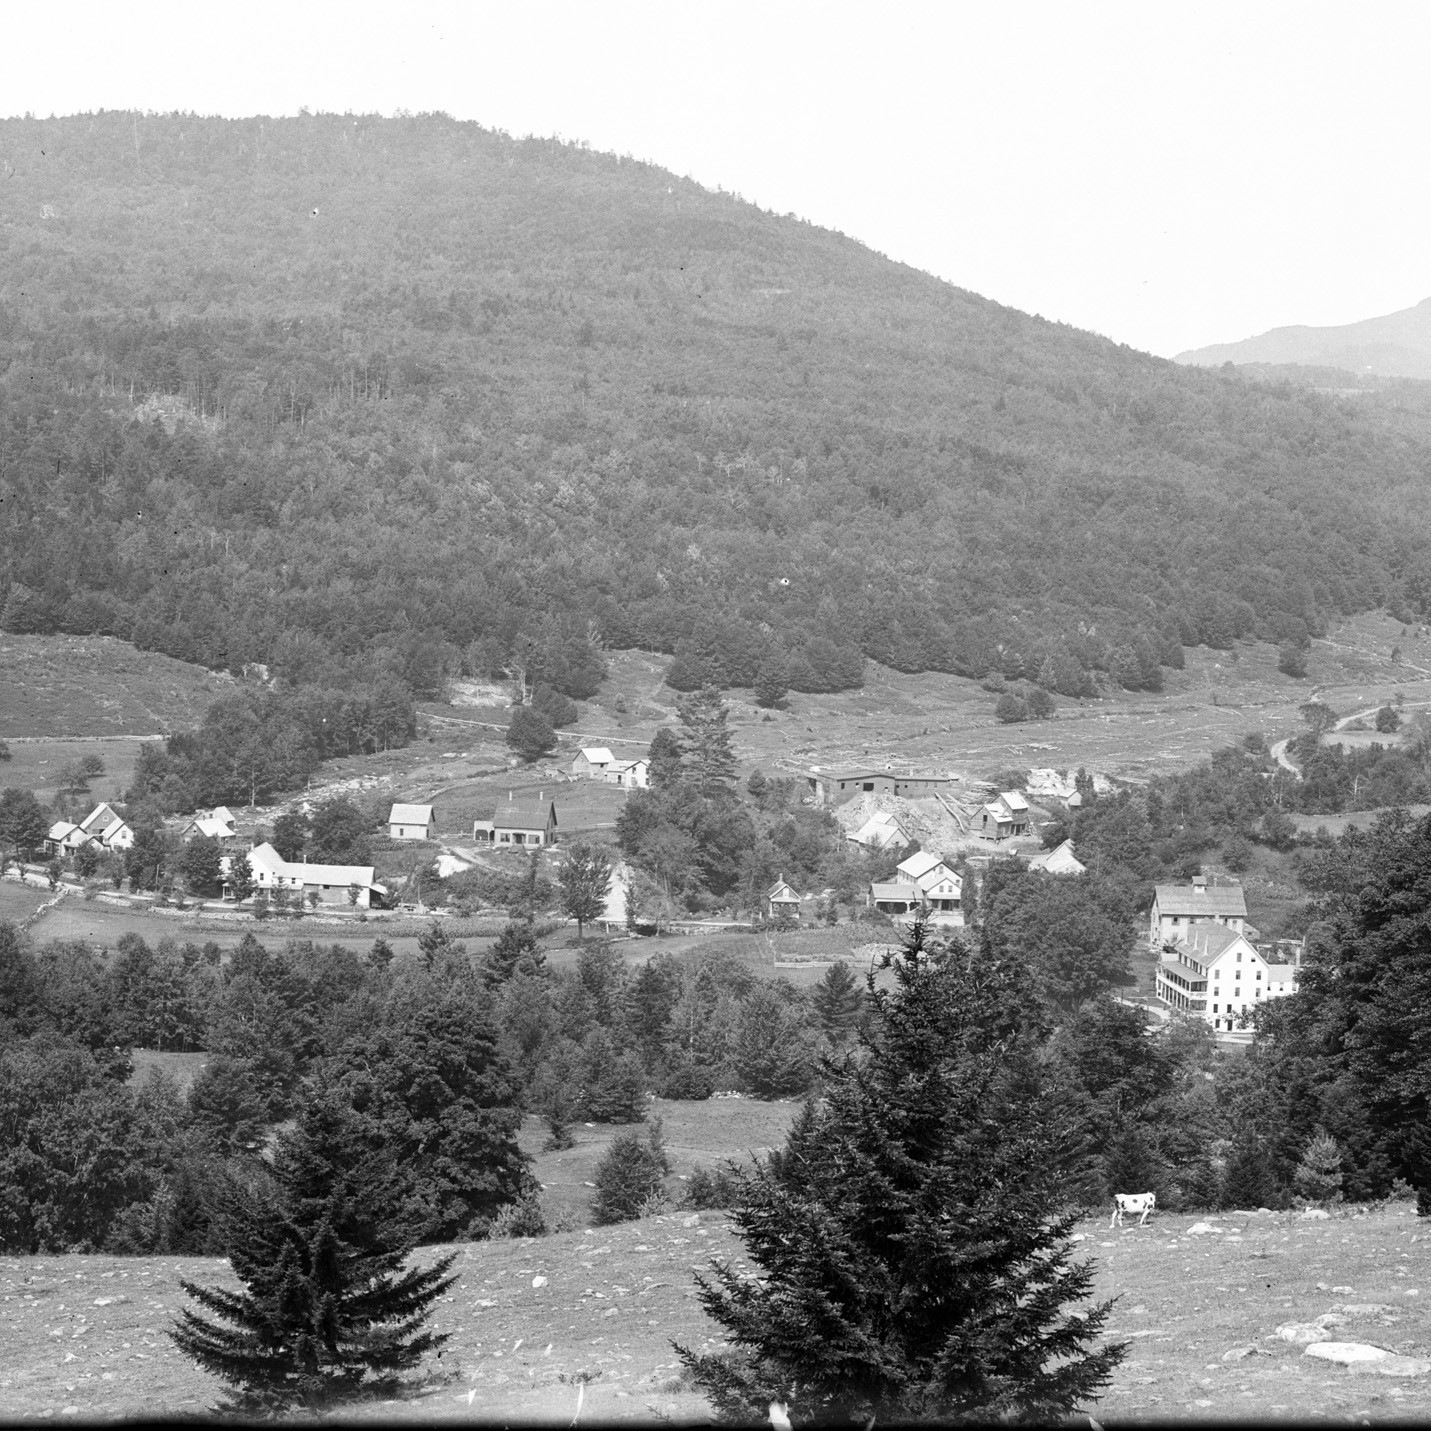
left=1301, top=1208, right=1331, bottom=1220
left=1272, top=1322, right=1332, bottom=1345
left=1187, top=1222, right=1222, bottom=1235
left=1304, top=1342, right=1391, bottom=1365
left=531, top=1276, right=548, bottom=1288
left=682, top=1214, right=700, bottom=1228
left=1334, top=1304, right=1393, bottom=1316
left=1331, top=1285, right=1355, bottom=1294
left=1222, top=1346, right=1257, bottom=1361
left=1315, top=1314, right=1348, bottom=1329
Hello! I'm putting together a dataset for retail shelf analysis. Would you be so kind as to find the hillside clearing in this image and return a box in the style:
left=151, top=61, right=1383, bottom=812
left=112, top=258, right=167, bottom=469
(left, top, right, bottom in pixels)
left=1, top=1203, right=1425, bottom=1422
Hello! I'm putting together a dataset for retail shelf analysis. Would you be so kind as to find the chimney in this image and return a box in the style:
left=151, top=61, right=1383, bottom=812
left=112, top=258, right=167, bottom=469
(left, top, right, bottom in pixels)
left=508, top=790, right=513, bottom=803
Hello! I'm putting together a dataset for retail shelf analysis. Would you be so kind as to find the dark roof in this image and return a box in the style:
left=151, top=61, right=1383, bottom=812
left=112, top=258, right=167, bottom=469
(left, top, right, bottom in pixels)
left=476, top=801, right=556, bottom=830
left=1154, top=883, right=1247, bottom=918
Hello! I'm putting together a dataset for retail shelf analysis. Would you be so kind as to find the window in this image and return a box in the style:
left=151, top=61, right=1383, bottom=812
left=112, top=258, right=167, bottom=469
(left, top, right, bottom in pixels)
left=1213, top=1003, right=1219, bottom=1012
left=1236, top=950, right=1242, bottom=963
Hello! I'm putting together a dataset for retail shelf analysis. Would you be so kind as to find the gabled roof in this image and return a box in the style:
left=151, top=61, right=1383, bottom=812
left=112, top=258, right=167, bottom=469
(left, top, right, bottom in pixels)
left=897, top=850, right=944, bottom=880
left=389, top=803, right=434, bottom=824
left=79, top=802, right=121, bottom=832
left=1154, top=882, right=1247, bottom=918
left=767, top=879, right=800, bottom=900
left=998, top=791, right=1029, bottom=811
left=187, top=816, right=234, bottom=839
left=578, top=746, right=615, bottom=764
left=47, top=821, right=79, bottom=841
left=1178, top=922, right=1255, bottom=962
left=1028, top=839, right=1086, bottom=874
left=211, top=806, right=236, bottom=826
left=607, top=758, right=647, bottom=772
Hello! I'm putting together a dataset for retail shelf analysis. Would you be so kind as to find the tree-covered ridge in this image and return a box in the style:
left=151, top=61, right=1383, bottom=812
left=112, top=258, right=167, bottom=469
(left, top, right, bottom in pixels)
left=4, top=111, right=1431, bottom=694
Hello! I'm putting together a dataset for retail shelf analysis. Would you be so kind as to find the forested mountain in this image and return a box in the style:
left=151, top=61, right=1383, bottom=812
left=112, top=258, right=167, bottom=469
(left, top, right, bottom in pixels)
left=1178, top=296, right=1431, bottom=381
left=5, top=111, right=1431, bottom=700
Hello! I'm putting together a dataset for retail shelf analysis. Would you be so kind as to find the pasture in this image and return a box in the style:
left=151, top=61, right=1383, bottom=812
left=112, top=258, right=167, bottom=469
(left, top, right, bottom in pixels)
left=0, top=737, right=151, bottom=808
left=1, top=1200, right=1426, bottom=1422
left=0, top=634, right=230, bottom=738
left=0, top=880, right=54, bottom=925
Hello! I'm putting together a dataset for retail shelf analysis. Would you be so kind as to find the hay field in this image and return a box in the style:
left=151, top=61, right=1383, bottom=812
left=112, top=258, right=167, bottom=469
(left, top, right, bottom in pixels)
left=0, top=737, right=151, bottom=807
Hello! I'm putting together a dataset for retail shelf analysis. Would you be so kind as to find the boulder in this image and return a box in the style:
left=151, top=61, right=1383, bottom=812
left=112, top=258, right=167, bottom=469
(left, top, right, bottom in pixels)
left=1315, top=1314, right=1348, bottom=1329
left=1221, top=1346, right=1258, bottom=1362
left=1187, top=1221, right=1222, bottom=1235
left=1273, top=1322, right=1332, bottom=1345
left=1301, top=1208, right=1331, bottom=1220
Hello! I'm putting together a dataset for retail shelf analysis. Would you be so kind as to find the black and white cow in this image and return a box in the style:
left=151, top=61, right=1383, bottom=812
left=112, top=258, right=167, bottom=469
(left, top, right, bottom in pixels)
left=1111, top=1192, right=1156, bottom=1227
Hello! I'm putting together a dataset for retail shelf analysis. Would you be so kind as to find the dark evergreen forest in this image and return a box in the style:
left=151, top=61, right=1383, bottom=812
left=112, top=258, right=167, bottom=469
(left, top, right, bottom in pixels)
left=4, top=111, right=1431, bottom=698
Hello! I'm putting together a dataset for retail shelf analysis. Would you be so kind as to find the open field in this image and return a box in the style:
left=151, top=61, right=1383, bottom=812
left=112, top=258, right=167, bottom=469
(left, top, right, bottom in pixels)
left=0, top=880, right=54, bottom=924
left=1288, top=805, right=1431, bottom=838
left=0, top=635, right=232, bottom=737
left=2, top=1199, right=1426, bottom=1422
left=0, top=737, right=152, bottom=807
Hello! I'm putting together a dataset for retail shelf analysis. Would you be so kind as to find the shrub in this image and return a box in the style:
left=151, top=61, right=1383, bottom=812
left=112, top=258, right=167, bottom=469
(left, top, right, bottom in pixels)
left=994, top=693, right=1028, bottom=724
left=683, top=1164, right=740, bottom=1210
left=1293, top=1128, right=1344, bottom=1207
left=488, top=1194, right=550, bottom=1239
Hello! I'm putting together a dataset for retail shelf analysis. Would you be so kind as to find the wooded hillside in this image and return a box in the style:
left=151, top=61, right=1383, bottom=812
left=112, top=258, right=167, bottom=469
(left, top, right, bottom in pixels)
left=4, top=110, right=1431, bottom=699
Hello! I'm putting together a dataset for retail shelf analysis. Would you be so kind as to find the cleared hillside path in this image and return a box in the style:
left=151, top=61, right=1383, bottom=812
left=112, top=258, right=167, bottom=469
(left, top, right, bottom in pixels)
left=1269, top=700, right=1430, bottom=778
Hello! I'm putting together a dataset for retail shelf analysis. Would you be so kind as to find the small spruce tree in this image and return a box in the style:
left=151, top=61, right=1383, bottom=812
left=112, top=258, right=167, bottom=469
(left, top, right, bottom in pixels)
left=811, top=960, right=865, bottom=1044
left=592, top=1120, right=671, bottom=1225
left=1293, top=1127, right=1344, bottom=1207
left=171, top=1094, right=456, bottom=1410
left=676, top=918, right=1125, bottom=1423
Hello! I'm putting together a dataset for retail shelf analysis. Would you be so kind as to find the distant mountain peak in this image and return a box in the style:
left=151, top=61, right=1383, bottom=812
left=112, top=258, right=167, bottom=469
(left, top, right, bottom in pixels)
left=1176, top=296, right=1431, bottom=378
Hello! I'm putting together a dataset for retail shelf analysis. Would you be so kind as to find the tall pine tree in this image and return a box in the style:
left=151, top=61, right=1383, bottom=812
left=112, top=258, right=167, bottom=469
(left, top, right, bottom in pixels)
left=172, top=1094, right=456, bottom=1410
left=677, top=919, right=1125, bottom=1423
left=678, top=686, right=738, bottom=796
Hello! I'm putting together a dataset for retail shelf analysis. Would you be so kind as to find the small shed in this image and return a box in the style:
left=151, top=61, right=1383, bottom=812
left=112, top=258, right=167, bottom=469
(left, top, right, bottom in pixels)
left=848, top=811, right=912, bottom=850
left=388, top=803, right=436, bottom=841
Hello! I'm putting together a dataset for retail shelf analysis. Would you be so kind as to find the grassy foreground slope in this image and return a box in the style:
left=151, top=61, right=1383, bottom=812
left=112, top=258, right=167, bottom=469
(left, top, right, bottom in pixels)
left=2, top=1202, right=1425, bottom=1422
left=5, top=113, right=1431, bottom=697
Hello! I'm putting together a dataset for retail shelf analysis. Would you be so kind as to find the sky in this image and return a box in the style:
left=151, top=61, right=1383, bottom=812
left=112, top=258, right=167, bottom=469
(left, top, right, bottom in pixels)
left=4, top=0, right=1430, bottom=357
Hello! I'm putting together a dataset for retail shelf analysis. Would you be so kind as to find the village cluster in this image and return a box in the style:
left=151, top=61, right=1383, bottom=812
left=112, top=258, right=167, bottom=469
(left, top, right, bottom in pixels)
left=34, top=744, right=1303, bottom=1040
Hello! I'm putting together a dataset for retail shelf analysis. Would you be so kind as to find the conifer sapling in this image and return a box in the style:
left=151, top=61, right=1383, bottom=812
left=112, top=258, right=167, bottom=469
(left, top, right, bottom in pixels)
left=676, top=917, right=1126, bottom=1423
left=171, top=1093, right=456, bottom=1410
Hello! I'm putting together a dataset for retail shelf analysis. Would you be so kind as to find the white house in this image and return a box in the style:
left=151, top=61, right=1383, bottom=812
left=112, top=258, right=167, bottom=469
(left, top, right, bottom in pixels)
left=894, top=850, right=964, bottom=925
left=971, top=791, right=1030, bottom=840
left=238, top=842, right=384, bottom=909
left=1149, top=875, right=1247, bottom=946
left=848, top=811, right=913, bottom=850
left=78, top=802, right=134, bottom=851
left=571, top=747, right=615, bottom=780
left=1027, top=838, right=1086, bottom=876
left=388, top=803, right=436, bottom=840
left=604, top=758, right=649, bottom=790
left=1157, top=922, right=1298, bottom=1032
left=183, top=806, right=237, bottom=841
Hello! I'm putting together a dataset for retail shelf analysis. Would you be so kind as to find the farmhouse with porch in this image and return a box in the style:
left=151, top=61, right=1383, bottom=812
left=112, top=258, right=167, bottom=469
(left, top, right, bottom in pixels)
left=1157, top=921, right=1298, bottom=1032
left=44, top=821, right=92, bottom=857
left=388, top=802, right=436, bottom=840
left=473, top=797, right=558, bottom=847
left=1149, top=874, right=1247, bottom=946
left=867, top=851, right=964, bottom=925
